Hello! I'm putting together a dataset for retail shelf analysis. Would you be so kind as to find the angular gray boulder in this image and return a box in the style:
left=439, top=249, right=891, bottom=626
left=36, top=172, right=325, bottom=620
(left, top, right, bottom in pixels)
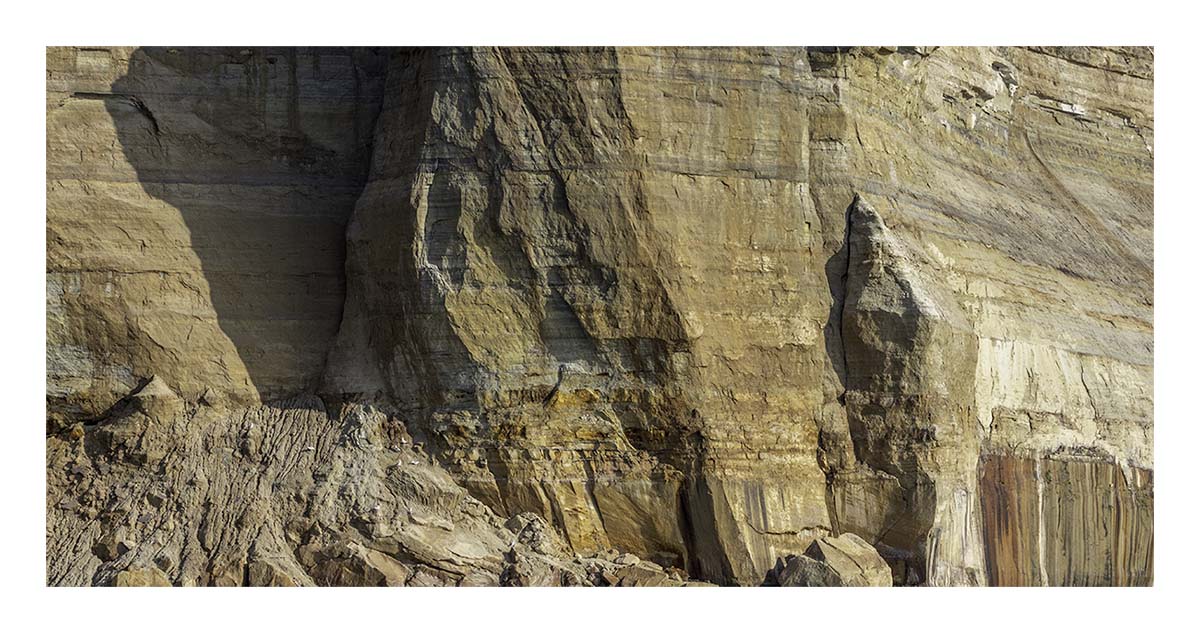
left=774, top=533, right=892, bottom=587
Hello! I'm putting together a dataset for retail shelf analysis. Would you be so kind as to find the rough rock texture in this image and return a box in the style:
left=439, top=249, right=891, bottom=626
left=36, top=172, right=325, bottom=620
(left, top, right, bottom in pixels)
left=770, top=532, right=892, bottom=587
left=47, top=46, right=1153, bottom=586
left=47, top=384, right=708, bottom=587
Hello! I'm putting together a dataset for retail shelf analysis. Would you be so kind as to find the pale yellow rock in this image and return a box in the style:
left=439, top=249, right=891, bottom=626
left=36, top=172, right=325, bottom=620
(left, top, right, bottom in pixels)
left=113, top=567, right=171, bottom=587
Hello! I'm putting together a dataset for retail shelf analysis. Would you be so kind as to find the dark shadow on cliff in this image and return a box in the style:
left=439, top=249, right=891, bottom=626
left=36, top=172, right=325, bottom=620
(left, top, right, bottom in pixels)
left=106, top=47, right=388, bottom=401
left=823, top=200, right=852, bottom=402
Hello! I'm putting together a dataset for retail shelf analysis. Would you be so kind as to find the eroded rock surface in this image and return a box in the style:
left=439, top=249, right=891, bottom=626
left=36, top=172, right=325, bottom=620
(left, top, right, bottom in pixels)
left=47, top=46, right=1153, bottom=586
left=47, top=391, right=708, bottom=586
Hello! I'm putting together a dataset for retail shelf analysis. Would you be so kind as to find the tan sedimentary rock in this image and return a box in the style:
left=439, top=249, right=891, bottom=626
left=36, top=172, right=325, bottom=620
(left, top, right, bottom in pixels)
left=772, top=532, right=892, bottom=587
left=113, top=567, right=172, bottom=587
left=47, top=391, right=705, bottom=587
left=46, top=46, right=1153, bottom=586
left=46, top=47, right=387, bottom=417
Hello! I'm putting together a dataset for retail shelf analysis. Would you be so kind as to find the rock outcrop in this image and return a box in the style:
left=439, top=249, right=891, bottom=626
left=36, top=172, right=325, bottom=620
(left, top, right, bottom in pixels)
left=47, top=46, right=1153, bottom=586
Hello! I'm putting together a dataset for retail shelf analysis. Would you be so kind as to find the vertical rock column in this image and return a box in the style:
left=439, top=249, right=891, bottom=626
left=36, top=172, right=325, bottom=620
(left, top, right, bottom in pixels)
left=838, top=195, right=986, bottom=585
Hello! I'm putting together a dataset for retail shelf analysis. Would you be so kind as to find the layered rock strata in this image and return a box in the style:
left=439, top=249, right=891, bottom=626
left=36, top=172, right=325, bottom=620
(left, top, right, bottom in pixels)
left=47, top=46, right=1153, bottom=586
left=47, top=47, right=387, bottom=418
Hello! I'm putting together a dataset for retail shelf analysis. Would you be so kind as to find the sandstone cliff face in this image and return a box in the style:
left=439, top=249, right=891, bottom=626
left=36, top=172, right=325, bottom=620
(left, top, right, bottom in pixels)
left=46, top=46, right=1153, bottom=586
left=47, top=47, right=387, bottom=417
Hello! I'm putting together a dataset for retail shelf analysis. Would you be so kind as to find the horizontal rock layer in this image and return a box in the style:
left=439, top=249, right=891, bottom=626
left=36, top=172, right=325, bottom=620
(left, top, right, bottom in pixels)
left=46, top=46, right=1153, bottom=586
left=47, top=47, right=387, bottom=416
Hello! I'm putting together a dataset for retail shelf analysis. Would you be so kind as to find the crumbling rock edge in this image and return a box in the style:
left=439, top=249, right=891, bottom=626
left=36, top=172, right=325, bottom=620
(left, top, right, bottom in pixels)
left=47, top=388, right=715, bottom=587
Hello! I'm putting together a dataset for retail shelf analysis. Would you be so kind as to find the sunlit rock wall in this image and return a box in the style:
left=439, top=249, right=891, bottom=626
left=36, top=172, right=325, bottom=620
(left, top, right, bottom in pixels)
left=47, top=46, right=1153, bottom=586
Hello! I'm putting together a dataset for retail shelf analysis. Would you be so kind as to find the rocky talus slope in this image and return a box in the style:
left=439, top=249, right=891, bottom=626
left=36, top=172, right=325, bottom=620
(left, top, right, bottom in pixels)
left=46, top=46, right=1152, bottom=586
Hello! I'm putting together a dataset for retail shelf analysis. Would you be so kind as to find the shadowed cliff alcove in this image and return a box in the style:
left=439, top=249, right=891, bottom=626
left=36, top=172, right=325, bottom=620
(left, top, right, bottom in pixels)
left=106, top=47, right=387, bottom=401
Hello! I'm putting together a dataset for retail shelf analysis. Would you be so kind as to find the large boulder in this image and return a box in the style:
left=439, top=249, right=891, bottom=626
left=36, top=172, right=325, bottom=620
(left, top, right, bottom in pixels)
left=774, top=533, right=892, bottom=587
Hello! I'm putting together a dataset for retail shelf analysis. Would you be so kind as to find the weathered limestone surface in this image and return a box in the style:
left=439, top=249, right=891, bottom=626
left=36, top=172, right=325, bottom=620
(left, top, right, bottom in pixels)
left=47, top=46, right=1153, bottom=586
